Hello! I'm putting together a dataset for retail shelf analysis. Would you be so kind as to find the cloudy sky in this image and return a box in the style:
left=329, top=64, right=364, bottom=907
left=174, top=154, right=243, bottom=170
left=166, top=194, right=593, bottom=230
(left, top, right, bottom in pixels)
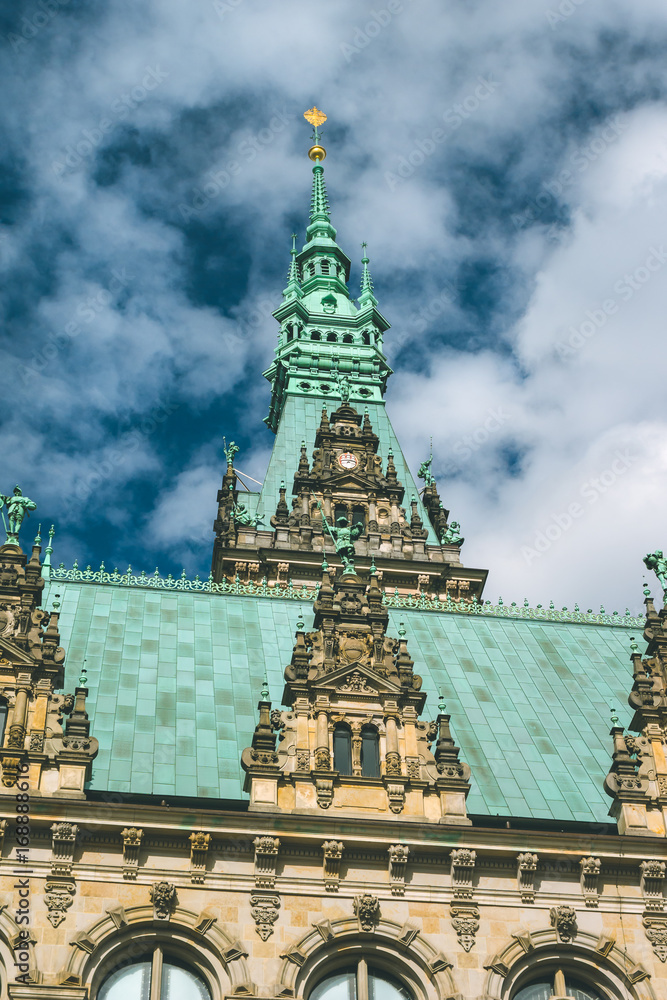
left=2, top=0, right=667, bottom=613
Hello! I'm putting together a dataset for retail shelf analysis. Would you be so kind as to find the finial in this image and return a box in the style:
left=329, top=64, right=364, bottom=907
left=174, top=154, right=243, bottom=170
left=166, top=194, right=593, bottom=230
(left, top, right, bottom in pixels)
left=79, top=659, right=88, bottom=687
left=643, top=578, right=652, bottom=598
left=398, top=622, right=406, bottom=638
left=261, top=672, right=270, bottom=701
left=630, top=636, right=639, bottom=653
left=304, top=106, right=327, bottom=161
left=370, top=556, right=377, bottom=575
left=438, top=691, right=447, bottom=712
left=296, top=607, right=305, bottom=630
left=34, top=522, right=42, bottom=545
left=358, top=241, right=378, bottom=308
left=610, top=707, right=619, bottom=726
left=52, top=593, right=61, bottom=611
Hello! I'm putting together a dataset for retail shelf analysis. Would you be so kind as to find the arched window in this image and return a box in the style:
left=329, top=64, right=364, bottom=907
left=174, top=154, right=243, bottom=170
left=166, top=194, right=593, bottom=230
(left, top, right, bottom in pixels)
left=351, top=506, right=366, bottom=531
left=333, top=726, right=352, bottom=775
left=327, top=332, right=337, bottom=343
left=342, top=333, right=354, bottom=344
left=361, top=725, right=380, bottom=778
left=311, top=331, right=322, bottom=341
left=98, top=948, right=211, bottom=1000
left=514, top=973, right=606, bottom=1000
left=0, top=698, right=7, bottom=747
left=320, top=260, right=330, bottom=274
left=310, top=963, right=412, bottom=1000
left=362, top=331, right=371, bottom=345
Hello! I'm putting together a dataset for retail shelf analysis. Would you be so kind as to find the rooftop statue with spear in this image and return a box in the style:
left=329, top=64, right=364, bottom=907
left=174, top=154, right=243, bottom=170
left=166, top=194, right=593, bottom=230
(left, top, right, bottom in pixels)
left=1, top=485, right=37, bottom=546
left=316, top=500, right=363, bottom=575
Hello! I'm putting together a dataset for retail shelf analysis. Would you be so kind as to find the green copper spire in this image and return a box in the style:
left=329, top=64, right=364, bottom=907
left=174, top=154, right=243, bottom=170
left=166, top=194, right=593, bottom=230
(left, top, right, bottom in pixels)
left=282, top=232, right=303, bottom=301
left=358, top=243, right=378, bottom=309
left=305, top=162, right=337, bottom=243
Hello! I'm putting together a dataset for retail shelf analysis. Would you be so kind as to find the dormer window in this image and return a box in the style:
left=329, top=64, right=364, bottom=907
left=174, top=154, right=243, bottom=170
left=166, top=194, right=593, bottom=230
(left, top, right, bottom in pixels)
left=321, top=293, right=337, bottom=314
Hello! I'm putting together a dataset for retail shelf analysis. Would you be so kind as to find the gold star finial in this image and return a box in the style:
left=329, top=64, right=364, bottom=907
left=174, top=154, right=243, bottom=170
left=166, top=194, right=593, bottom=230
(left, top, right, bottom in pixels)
left=304, top=107, right=327, bottom=129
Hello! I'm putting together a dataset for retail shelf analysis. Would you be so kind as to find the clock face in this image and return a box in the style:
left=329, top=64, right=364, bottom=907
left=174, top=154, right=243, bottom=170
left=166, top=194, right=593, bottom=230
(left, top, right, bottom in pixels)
left=338, top=452, right=358, bottom=470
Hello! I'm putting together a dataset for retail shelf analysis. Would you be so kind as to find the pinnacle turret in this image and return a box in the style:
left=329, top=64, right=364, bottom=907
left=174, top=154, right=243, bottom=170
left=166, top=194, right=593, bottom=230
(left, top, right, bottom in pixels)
left=358, top=243, right=378, bottom=309
left=282, top=232, right=303, bottom=301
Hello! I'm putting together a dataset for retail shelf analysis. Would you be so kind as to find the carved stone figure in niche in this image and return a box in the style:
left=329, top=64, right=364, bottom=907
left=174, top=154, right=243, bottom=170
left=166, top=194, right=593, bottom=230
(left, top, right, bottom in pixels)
left=306, top=632, right=325, bottom=669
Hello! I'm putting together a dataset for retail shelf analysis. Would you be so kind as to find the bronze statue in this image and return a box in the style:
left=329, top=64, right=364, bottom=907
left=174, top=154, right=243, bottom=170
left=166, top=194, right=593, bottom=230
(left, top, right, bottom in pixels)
left=644, top=550, right=667, bottom=594
left=1, top=486, right=37, bottom=545
left=317, top=502, right=362, bottom=573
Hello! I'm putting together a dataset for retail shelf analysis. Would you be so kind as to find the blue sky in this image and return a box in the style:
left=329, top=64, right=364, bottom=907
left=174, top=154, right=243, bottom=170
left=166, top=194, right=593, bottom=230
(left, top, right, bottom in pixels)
left=2, top=0, right=667, bottom=612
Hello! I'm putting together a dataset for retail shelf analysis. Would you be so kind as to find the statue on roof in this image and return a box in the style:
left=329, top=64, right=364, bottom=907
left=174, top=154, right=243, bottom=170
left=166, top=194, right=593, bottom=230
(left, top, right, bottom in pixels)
left=230, top=501, right=264, bottom=528
left=441, top=521, right=464, bottom=546
left=317, top=502, right=363, bottom=574
left=644, top=550, right=667, bottom=594
left=223, top=439, right=240, bottom=467
left=418, top=455, right=435, bottom=487
left=1, top=486, right=37, bottom=546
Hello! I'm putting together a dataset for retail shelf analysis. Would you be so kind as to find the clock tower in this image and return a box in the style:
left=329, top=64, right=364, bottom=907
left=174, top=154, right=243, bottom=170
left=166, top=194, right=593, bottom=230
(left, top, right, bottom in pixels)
left=211, top=110, right=487, bottom=601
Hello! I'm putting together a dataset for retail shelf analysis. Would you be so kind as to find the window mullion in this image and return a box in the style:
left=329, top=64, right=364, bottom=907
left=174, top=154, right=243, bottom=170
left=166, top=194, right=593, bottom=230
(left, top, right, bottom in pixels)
left=149, top=945, right=164, bottom=1000
left=357, top=958, right=369, bottom=1000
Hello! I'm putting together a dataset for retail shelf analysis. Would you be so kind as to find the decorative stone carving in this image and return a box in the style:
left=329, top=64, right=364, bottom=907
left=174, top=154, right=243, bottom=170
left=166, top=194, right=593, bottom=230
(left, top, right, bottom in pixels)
left=189, top=831, right=211, bottom=883
left=250, top=891, right=280, bottom=940
left=296, top=748, right=310, bottom=771
left=340, top=670, right=372, bottom=692
left=150, top=881, right=176, bottom=920
left=550, top=904, right=577, bottom=942
left=322, top=840, right=344, bottom=891
left=45, top=879, right=75, bottom=927
left=517, top=852, right=538, bottom=903
left=254, top=835, right=280, bottom=888
left=50, top=822, right=77, bottom=877
left=641, top=859, right=666, bottom=910
left=580, top=856, right=601, bottom=907
left=353, top=893, right=379, bottom=932
left=388, top=844, right=409, bottom=895
left=451, top=848, right=476, bottom=899
left=120, top=827, right=143, bottom=880
left=450, top=902, right=479, bottom=951
left=315, top=776, right=334, bottom=809
left=314, top=747, right=331, bottom=771
left=385, top=751, right=402, bottom=776
left=643, top=912, right=667, bottom=962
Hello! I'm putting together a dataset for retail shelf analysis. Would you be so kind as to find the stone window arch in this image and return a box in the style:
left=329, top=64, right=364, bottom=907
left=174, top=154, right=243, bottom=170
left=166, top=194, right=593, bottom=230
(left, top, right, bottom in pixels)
left=342, top=333, right=354, bottom=344
left=327, top=331, right=338, bottom=343
left=279, top=919, right=457, bottom=1000
left=484, top=927, right=656, bottom=1000
left=311, top=331, right=322, bottom=341
left=63, top=906, right=244, bottom=1000
left=310, top=962, right=412, bottom=1000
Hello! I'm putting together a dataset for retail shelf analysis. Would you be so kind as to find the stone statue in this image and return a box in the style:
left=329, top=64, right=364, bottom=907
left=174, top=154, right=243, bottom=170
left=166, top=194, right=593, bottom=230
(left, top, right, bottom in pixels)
left=418, top=455, right=435, bottom=486
left=644, top=550, right=667, bottom=593
left=441, top=521, right=464, bottom=546
left=1, top=486, right=37, bottom=545
left=317, top=502, right=362, bottom=573
left=223, top=440, right=240, bottom=466
left=230, top=502, right=263, bottom=528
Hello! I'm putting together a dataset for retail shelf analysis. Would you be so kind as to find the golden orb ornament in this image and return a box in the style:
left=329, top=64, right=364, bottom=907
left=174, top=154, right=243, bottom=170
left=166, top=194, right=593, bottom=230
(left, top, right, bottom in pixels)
left=308, top=144, right=327, bottom=161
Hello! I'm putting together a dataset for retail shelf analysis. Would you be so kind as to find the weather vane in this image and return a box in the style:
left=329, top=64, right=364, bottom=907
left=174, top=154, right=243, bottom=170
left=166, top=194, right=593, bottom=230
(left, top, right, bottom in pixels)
left=304, top=106, right=327, bottom=161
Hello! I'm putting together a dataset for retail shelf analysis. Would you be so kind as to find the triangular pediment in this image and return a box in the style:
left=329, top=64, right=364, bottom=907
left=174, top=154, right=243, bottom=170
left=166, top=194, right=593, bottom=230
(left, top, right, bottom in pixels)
left=0, top=635, right=37, bottom=667
left=312, top=660, right=401, bottom=696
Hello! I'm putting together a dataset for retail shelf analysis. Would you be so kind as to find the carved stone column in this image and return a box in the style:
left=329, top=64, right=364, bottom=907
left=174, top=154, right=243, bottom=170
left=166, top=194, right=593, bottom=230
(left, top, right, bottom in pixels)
left=121, top=827, right=143, bottom=880
left=517, top=852, right=538, bottom=903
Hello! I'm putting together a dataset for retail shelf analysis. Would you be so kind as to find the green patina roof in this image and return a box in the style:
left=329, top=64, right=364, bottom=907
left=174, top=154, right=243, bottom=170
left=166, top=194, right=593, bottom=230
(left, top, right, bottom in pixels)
left=259, top=394, right=441, bottom=545
left=44, top=578, right=637, bottom=823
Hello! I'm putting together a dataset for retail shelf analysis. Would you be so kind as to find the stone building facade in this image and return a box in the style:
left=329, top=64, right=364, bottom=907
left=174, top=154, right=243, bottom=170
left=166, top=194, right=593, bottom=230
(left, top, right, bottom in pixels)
left=0, top=118, right=665, bottom=1000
